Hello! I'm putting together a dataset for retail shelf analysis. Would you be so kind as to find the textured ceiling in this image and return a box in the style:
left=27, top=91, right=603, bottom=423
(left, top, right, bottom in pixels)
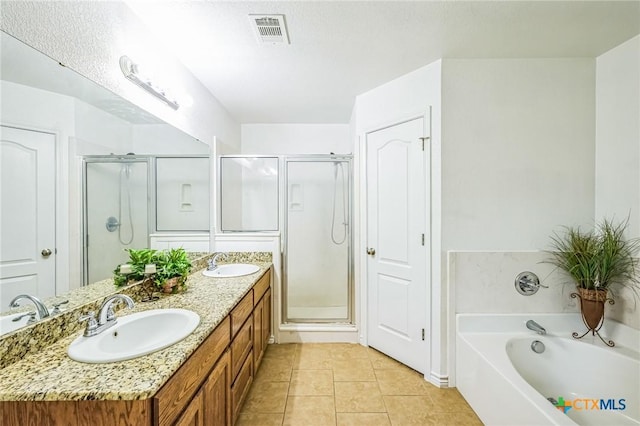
left=126, top=1, right=640, bottom=124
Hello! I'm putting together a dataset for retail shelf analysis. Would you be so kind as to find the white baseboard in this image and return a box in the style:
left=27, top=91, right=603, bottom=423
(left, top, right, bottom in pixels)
left=428, top=371, right=450, bottom=388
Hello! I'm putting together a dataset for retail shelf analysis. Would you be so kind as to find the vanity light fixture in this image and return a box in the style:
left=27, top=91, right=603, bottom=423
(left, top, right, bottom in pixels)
left=119, top=55, right=179, bottom=110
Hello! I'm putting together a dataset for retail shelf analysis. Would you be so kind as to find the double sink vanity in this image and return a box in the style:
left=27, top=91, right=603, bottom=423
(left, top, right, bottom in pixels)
left=0, top=252, right=272, bottom=425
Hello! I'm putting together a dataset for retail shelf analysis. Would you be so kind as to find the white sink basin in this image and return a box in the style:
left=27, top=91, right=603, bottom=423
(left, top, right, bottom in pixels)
left=68, top=308, right=200, bottom=363
left=202, top=264, right=260, bottom=278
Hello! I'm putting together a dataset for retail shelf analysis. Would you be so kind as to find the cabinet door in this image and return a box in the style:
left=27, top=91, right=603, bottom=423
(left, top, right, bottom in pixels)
left=231, top=318, right=253, bottom=379
left=204, top=350, right=231, bottom=426
left=253, top=301, right=264, bottom=371
left=231, top=350, right=254, bottom=424
left=175, top=388, right=204, bottom=426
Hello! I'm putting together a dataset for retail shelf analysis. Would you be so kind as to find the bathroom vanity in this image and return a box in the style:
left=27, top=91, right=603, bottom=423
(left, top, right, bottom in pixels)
left=0, top=257, right=272, bottom=426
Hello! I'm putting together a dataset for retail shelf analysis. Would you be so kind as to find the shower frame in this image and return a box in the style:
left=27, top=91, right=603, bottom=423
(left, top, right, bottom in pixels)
left=282, top=154, right=354, bottom=325
left=81, top=154, right=208, bottom=285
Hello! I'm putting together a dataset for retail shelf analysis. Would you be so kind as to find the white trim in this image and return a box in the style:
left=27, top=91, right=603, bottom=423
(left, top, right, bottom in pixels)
left=278, top=324, right=359, bottom=343
left=428, top=371, right=449, bottom=388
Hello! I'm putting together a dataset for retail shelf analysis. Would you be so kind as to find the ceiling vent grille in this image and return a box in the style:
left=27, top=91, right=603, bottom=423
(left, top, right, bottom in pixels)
left=249, top=14, right=290, bottom=44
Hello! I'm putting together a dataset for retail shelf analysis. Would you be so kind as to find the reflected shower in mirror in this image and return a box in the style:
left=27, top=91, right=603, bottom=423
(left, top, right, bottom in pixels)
left=0, top=31, right=208, bottom=324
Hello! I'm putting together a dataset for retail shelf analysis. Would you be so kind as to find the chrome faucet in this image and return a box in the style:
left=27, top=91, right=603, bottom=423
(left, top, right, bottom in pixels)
left=79, top=294, right=135, bottom=337
left=208, top=252, right=228, bottom=270
left=9, top=294, right=50, bottom=320
left=526, top=319, right=546, bottom=335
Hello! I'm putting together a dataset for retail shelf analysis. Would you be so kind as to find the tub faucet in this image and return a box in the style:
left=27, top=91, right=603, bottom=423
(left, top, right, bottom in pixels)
left=208, top=252, right=228, bottom=270
left=526, top=320, right=546, bottom=335
left=9, top=294, right=50, bottom=320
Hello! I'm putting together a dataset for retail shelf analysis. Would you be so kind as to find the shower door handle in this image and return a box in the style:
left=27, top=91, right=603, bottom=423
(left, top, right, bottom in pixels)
left=366, top=248, right=376, bottom=256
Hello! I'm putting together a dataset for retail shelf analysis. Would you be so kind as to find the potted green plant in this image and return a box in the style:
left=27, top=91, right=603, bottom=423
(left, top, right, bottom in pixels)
left=546, top=218, right=640, bottom=345
left=113, top=248, right=157, bottom=287
left=154, top=248, right=192, bottom=294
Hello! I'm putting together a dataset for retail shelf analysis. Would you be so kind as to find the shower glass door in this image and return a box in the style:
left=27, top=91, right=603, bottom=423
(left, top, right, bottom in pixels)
left=284, top=156, right=352, bottom=323
left=84, top=158, right=149, bottom=284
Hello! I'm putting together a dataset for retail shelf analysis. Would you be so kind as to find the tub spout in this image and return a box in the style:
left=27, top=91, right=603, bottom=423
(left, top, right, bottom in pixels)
left=526, top=320, right=546, bottom=335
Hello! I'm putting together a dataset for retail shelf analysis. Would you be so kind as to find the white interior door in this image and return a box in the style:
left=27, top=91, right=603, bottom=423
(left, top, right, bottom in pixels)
left=366, top=117, right=429, bottom=373
left=0, top=125, right=56, bottom=306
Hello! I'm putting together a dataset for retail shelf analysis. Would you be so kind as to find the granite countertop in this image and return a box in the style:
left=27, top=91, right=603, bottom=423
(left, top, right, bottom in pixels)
left=0, top=262, right=271, bottom=402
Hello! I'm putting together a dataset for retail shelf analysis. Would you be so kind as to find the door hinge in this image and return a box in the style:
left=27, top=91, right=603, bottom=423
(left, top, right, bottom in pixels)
left=421, top=234, right=425, bottom=246
left=421, top=328, right=425, bottom=341
left=419, top=136, right=429, bottom=151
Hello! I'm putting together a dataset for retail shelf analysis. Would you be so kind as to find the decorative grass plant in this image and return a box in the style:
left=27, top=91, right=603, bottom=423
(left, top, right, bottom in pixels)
left=546, top=217, right=640, bottom=346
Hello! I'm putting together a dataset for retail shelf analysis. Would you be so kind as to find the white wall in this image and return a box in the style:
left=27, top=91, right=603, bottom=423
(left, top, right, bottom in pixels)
left=1, top=0, right=240, bottom=149
left=132, top=125, right=209, bottom=155
left=441, top=58, right=596, bottom=251
left=241, top=123, right=350, bottom=155
left=595, top=35, right=640, bottom=237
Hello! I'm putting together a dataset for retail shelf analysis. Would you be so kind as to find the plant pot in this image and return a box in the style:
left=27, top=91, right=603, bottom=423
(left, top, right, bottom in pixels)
left=161, top=277, right=182, bottom=294
left=576, top=287, right=607, bottom=330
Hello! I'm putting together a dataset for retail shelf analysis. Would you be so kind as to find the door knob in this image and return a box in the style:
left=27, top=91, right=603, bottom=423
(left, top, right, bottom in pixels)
left=366, top=248, right=376, bottom=256
left=41, top=249, right=52, bottom=258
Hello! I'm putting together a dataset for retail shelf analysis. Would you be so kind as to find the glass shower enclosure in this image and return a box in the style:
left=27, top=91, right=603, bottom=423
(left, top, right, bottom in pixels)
left=284, top=156, right=352, bottom=323
left=83, top=157, right=150, bottom=284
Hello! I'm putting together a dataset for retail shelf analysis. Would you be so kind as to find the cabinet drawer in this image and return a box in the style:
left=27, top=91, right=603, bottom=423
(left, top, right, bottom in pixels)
left=231, top=317, right=252, bottom=379
left=154, top=317, right=230, bottom=426
left=253, top=270, right=270, bottom=306
left=230, top=291, right=253, bottom=338
left=231, top=349, right=254, bottom=423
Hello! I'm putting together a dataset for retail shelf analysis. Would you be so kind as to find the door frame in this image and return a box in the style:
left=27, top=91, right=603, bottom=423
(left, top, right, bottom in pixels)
left=0, top=122, right=66, bottom=295
left=357, top=108, right=446, bottom=387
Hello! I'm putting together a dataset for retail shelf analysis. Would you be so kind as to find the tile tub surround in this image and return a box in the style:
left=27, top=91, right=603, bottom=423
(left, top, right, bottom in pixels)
left=0, top=258, right=271, bottom=400
left=0, top=251, right=272, bottom=369
left=450, top=250, right=640, bottom=330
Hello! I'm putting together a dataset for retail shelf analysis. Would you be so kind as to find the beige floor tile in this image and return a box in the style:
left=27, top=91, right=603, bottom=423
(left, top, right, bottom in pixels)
left=264, top=343, right=299, bottom=361
left=334, top=382, right=386, bottom=413
left=241, top=381, right=289, bottom=413
left=236, top=412, right=284, bottom=426
left=367, top=348, right=403, bottom=370
left=332, top=359, right=376, bottom=381
left=375, top=369, right=431, bottom=395
left=297, top=343, right=335, bottom=358
left=423, top=387, right=471, bottom=412
left=336, top=413, right=391, bottom=426
left=283, top=395, right=336, bottom=426
left=292, top=353, right=334, bottom=369
left=289, top=369, right=334, bottom=395
left=383, top=395, right=438, bottom=425
left=331, top=344, right=370, bottom=360
left=254, top=357, right=293, bottom=383
left=410, top=411, right=484, bottom=426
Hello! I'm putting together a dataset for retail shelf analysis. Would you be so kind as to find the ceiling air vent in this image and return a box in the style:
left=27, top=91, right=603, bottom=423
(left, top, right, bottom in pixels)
left=249, top=14, right=290, bottom=44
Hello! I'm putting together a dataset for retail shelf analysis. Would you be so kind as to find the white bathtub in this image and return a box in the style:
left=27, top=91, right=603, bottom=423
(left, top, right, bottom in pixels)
left=456, top=314, right=640, bottom=426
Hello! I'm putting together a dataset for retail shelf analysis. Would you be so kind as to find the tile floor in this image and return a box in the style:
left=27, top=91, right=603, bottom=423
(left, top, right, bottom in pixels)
left=237, top=343, right=483, bottom=426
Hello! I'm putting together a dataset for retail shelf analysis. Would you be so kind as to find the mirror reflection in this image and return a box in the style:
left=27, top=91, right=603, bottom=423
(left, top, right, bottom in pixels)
left=0, top=31, right=210, bottom=328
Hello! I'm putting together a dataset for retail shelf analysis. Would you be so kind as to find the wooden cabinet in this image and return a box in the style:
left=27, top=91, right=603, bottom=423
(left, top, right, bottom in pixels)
left=154, top=317, right=230, bottom=426
left=253, top=272, right=271, bottom=373
left=174, top=388, right=204, bottom=426
left=0, top=268, right=272, bottom=426
left=204, top=350, right=231, bottom=426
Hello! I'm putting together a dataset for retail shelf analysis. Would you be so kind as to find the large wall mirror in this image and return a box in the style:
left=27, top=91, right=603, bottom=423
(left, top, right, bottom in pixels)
left=0, top=31, right=209, bottom=326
